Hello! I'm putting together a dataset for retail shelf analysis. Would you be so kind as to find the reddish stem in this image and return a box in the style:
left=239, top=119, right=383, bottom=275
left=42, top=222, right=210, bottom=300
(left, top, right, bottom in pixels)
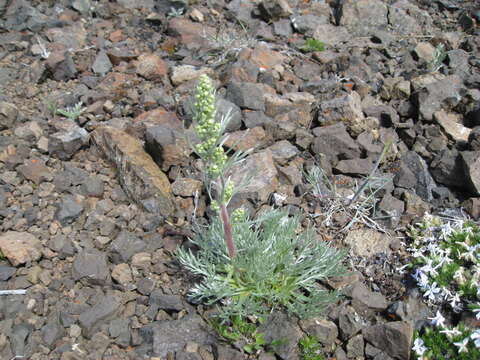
left=220, top=203, right=236, bottom=258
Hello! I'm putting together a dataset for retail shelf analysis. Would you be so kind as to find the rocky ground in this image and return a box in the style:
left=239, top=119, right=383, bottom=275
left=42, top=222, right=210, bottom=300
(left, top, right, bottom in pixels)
left=0, top=0, right=479, bottom=359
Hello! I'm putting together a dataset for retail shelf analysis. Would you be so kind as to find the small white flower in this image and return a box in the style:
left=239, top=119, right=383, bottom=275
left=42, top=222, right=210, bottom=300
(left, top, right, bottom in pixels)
left=453, top=337, right=469, bottom=353
left=472, top=305, right=480, bottom=320
left=448, top=293, right=462, bottom=311
left=440, top=328, right=463, bottom=339
left=420, top=259, right=439, bottom=277
left=429, top=310, right=446, bottom=327
left=423, top=282, right=441, bottom=301
left=412, top=337, right=427, bottom=356
left=471, top=330, right=480, bottom=348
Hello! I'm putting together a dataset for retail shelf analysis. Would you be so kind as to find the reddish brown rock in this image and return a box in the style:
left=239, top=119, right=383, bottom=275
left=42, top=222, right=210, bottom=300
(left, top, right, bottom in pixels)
left=92, top=126, right=175, bottom=216
left=136, top=54, right=168, bottom=81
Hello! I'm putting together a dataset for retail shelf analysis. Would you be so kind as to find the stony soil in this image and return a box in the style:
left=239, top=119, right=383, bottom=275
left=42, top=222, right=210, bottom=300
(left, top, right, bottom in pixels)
left=0, top=0, right=479, bottom=359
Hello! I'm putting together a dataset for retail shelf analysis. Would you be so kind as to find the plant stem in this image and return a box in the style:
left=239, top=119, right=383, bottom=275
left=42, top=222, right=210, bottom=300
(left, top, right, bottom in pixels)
left=220, top=203, right=237, bottom=258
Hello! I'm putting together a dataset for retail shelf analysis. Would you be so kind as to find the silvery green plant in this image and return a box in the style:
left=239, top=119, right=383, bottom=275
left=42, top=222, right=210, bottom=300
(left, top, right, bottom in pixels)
left=428, top=43, right=447, bottom=72
left=177, top=74, right=347, bottom=320
left=56, top=101, right=86, bottom=121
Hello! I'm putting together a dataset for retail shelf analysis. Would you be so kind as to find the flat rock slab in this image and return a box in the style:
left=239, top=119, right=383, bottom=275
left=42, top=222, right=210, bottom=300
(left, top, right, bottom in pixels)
left=79, top=294, right=122, bottom=338
left=151, top=314, right=216, bottom=357
left=363, top=321, right=413, bottom=360
left=92, top=126, right=174, bottom=216
left=0, top=231, right=42, bottom=266
left=343, top=229, right=391, bottom=257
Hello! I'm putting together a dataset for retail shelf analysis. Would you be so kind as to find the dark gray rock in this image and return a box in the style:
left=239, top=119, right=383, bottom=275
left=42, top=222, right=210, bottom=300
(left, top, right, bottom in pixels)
left=258, top=312, right=302, bottom=360
left=216, top=98, right=242, bottom=132
left=335, top=158, right=374, bottom=176
left=0, top=101, right=18, bottom=130
left=149, top=290, right=184, bottom=312
left=55, top=195, right=84, bottom=225
left=92, top=50, right=112, bottom=75
left=414, top=75, right=465, bottom=121
left=311, top=123, right=361, bottom=163
left=387, top=290, right=431, bottom=328
left=226, top=82, right=266, bottom=111
left=393, top=151, right=436, bottom=202
left=80, top=176, right=105, bottom=197
left=258, top=0, right=292, bottom=21
left=469, top=126, right=480, bottom=151
left=72, top=248, right=109, bottom=285
left=49, top=121, right=89, bottom=160
left=273, top=19, right=292, bottom=37
left=214, top=344, right=248, bottom=360
left=346, top=282, right=388, bottom=313
left=298, top=318, right=338, bottom=346
left=9, top=323, right=32, bottom=358
left=362, top=322, right=413, bottom=360
left=266, top=140, right=299, bottom=166
left=110, top=231, right=147, bottom=263
left=149, top=314, right=216, bottom=357
left=340, top=0, right=388, bottom=36
left=377, top=193, right=404, bottom=229
left=176, top=352, right=203, bottom=360
left=430, top=149, right=463, bottom=187
left=0, top=265, right=15, bottom=280
left=460, top=151, right=480, bottom=195
left=41, top=316, right=66, bottom=348
left=79, top=295, right=122, bottom=338
left=338, top=306, right=364, bottom=341
left=243, top=110, right=272, bottom=129
left=346, top=334, right=364, bottom=358
left=45, top=51, right=77, bottom=81
left=291, top=13, right=329, bottom=35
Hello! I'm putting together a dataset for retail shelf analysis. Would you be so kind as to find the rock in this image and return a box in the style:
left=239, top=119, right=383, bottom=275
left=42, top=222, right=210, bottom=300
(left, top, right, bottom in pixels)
left=149, top=314, right=216, bottom=357
left=340, top=0, right=388, bottom=36
left=335, top=158, right=374, bottom=176
left=347, top=334, right=364, bottom=358
left=319, top=91, right=371, bottom=135
left=430, top=149, right=463, bottom=187
left=17, top=159, right=52, bottom=185
left=0, top=265, right=16, bottom=280
left=311, top=123, right=361, bottom=163
left=266, top=140, right=299, bottom=166
left=9, top=323, right=32, bottom=358
left=414, top=75, right=465, bottom=121
left=41, top=316, right=66, bottom=347
left=291, top=11, right=330, bottom=35
left=149, top=290, right=184, bottom=312
left=216, top=98, right=243, bottom=132
left=223, top=127, right=268, bottom=151
left=343, top=229, right=391, bottom=257
left=167, top=18, right=215, bottom=51
left=92, top=126, right=174, bottom=216
left=214, top=345, right=247, bottom=360
left=48, top=121, right=89, bottom=160
left=362, top=322, right=413, bottom=360
left=92, top=50, right=112, bottom=75
left=0, top=102, right=18, bottom=130
left=393, top=151, right=436, bottom=202
left=110, top=231, right=147, bottom=263
left=226, top=82, right=266, bottom=111
left=433, top=111, right=471, bottom=143
left=259, top=0, right=292, bottom=21
left=313, top=24, right=350, bottom=46
left=469, top=127, right=480, bottom=150
left=388, top=291, right=431, bottom=326
left=462, top=197, right=480, bottom=220
left=172, top=178, right=202, bottom=197
left=80, top=176, right=105, bottom=197
left=338, top=306, right=364, bottom=340
left=45, top=50, right=77, bottom=81
left=112, top=263, right=133, bottom=286
left=136, top=54, right=168, bottom=81
left=170, top=65, right=212, bottom=86
left=72, top=248, right=109, bottom=285
left=346, top=281, right=388, bottom=312
left=414, top=42, right=436, bottom=63
left=376, top=192, right=404, bottom=229
left=79, top=295, right=122, bottom=338
left=258, top=312, right=302, bottom=360
left=460, top=151, right=480, bottom=195
left=230, top=150, right=278, bottom=202
left=0, top=231, right=42, bottom=266
left=298, top=318, right=338, bottom=346
left=55, top=195, right=84, bottom=225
